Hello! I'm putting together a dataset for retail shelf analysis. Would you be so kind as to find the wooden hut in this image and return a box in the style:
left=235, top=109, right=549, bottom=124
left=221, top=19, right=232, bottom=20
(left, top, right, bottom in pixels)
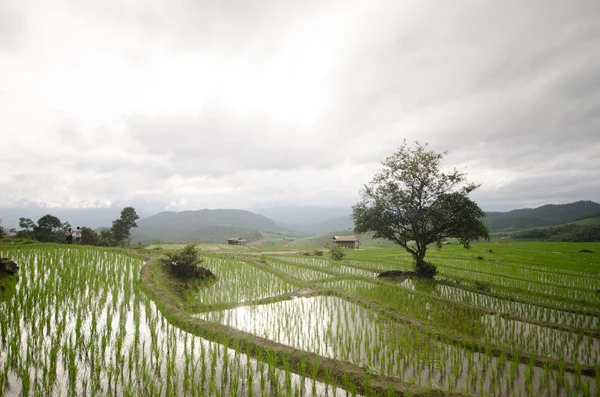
left=331, top=235, right=360, bottom=248
left=226, top=237, right=246, bottom=245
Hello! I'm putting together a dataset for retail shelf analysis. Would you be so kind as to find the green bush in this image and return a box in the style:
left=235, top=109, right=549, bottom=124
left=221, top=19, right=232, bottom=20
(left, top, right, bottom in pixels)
left=313, top=249, right=324, bottom=256
left=325, top=243, right=345, bottom=261
left=163, top=243, right=205, bottom=279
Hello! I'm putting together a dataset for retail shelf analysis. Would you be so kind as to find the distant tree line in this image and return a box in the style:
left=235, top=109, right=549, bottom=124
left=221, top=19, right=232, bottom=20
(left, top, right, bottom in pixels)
left=512, top=224, right=600, bottom=242
left=0, top=207, right=139, bottom=247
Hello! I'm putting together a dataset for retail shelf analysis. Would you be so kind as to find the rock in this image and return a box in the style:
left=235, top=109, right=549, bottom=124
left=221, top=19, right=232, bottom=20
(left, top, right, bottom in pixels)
left=377, top=270, right=413, bottom=278
left=0, top=258, right=18, bottom=275
left=197, top=267, right=216, bottom=279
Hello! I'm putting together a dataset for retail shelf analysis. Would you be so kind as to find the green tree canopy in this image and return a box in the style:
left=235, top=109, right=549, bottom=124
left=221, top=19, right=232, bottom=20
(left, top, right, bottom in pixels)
left=19, top=218, right=36, bottom=232
left=352, top=141, right=489, bottom=277
left=34, top=214, right=63, bottom=242
left=111, top=207, right=140, bottom=246
left=80, top=227, right=99, bottom=245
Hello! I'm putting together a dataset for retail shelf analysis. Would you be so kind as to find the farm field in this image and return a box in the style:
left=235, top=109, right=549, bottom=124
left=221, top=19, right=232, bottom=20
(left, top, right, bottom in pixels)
left=0, top=241, right=598, bottom=396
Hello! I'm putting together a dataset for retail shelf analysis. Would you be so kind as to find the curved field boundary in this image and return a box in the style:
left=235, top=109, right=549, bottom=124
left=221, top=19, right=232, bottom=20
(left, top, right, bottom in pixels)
left=429, top=253, right=600, bottom=280
left=437, top=273, right=600, bottom=313
left=335, top=276, right=600, bottom=338
left=253, top=258, right=600, bottom=365
left=434, top=279, right=600, bottom=322
left=139, top=259, right=463, bottom=397
left=305, top=261, right=599, bottom=335
left=324, top=288, right=597, bottom=377
left=436, top=263, right=598, bottom=295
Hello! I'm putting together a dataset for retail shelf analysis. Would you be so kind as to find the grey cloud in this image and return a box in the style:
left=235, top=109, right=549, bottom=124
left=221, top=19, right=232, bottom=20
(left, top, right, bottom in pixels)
left=126, top=111, right=338, bottom=177
left=2, top=0, right=600, bottom=211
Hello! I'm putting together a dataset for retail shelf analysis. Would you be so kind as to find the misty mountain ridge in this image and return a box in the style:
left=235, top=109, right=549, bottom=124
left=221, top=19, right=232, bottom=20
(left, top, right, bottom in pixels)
left=284, top=200, right=600, bottom=234
left=130, top=208, right=288, bottom=244
left=483, top=200, right=600, bottom=232
left=4, top=200, right=599, bottom=242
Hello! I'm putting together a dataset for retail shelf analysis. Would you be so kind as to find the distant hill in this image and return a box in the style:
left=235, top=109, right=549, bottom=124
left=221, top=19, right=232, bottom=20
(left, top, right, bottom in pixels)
left=296, top=215, right=354, bottom=234
left=292, top=200, right=600, bottom=235
left=483, top=201, right=600, bottom=232
left=130, top=209, right=286, bottom=244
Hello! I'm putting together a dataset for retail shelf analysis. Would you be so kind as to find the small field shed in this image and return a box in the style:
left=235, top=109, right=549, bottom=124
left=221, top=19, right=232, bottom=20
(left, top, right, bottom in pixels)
left=226, top=237, right=246, bottom=245
left=331, top=235, right=360, bottom=248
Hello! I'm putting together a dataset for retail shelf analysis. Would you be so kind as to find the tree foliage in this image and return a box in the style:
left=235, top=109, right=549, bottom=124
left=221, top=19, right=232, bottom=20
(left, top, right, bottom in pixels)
left=111, top=207, right=140, bottom=246
left=81, top=227, right=99, bottom=245
left=352, top=141, right=489, bottom=277
left=163, top=243, right=208, bottom=279
left=34, top=214, right=64, bottom=242
left=324, top=243, right=345, bottom=261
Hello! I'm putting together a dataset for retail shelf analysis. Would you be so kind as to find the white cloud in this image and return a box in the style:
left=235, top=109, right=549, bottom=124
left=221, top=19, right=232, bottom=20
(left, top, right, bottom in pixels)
left=1, top=0, right=599, bottom=213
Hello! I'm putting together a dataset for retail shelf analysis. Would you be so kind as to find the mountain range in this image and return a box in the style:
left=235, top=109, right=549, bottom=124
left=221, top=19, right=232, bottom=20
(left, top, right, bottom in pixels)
left=3, top=200, right=599, bottom=244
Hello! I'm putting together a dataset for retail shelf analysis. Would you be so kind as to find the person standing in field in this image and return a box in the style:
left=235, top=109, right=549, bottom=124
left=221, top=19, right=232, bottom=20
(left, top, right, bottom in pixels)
left=73, top=227, right=82, bottom=245
left=65, top=227, right=73, bottom=244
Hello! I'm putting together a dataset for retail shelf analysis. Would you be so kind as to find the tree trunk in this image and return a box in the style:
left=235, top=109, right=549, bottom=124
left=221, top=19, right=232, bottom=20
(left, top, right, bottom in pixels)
left=413, top=254, right=437, bottom=278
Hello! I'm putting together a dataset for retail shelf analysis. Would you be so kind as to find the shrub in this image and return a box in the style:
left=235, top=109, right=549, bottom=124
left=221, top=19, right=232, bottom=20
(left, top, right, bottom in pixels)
left=163, top=243, right=207, bottom=279
left=313, top=249, right=324, bottom=256
left=325, top=243, right=345, bottom=261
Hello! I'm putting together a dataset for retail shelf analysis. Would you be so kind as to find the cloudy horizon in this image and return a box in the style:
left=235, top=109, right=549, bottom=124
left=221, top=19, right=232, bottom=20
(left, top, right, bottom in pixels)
left=2, top=0, right=599, bottom=216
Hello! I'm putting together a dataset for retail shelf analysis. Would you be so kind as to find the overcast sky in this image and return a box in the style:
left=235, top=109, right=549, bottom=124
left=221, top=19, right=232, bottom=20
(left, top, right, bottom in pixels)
left=1, top=0, right=599, bottom=215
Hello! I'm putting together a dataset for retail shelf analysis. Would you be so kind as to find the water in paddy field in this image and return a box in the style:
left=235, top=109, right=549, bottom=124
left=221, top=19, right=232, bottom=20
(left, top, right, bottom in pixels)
left=0, top=248, right=349, bottom=396
left=197, top=295, right=598, bottom=397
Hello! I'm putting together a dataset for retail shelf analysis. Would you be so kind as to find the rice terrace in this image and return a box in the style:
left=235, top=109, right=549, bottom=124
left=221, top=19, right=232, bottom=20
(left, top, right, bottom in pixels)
left=0, top=239, right=598, bottom=396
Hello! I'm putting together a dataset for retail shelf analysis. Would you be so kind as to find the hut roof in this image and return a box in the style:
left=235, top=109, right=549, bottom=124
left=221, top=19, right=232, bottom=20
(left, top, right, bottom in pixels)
left=332, top=235, right=359, bottom=242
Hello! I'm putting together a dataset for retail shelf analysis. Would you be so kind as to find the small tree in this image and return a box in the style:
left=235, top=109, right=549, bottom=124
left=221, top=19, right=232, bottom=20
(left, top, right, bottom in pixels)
left=111, top=207, right=140, bottom=247
left=18, top=218, right=36, bottom=238
left=353, top=141, right=489, bottom=278
left=80, top=227, right=99, bottom=245
left=98, top=229, right=116, bottom=246
left=0, top=219, right=5, bottom=239
left=34, top=214, right=63, bottom=242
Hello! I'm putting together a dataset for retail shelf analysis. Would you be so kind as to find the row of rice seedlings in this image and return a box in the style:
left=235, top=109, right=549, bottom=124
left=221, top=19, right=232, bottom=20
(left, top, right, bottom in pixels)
left=450, top=285, right=598, bottom=330
left=434, top=282, right=599, bottom=330
left=321, top=278, right=598, bottom=367
left=322, top=277, right=491, bottom=338
left=264, top=258, right=335, bottom=281
left=198, top=295, right=598, bottom=396
left=437, top=273, right=598, bottom=313
left=0, top=247, right=349, bottom=397
left=272, top=256, right=378, bottom=278
left=435, top=266, right=599, bottom=307
left=342, top=259, right=414, bottom=273
left=191, top=256, right=297, bottom=306
left=480, top=316, right=600, bottom=366
left=432, top=257, right=600, bottom=292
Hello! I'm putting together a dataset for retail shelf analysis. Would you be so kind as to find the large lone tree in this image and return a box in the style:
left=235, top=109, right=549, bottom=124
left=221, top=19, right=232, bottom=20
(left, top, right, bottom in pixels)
left=353, top=141, right=489, bottom=277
